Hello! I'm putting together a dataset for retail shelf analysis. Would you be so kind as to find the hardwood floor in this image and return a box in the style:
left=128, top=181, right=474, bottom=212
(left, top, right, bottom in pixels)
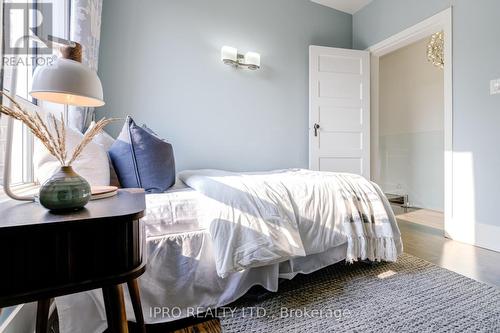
left=131, top=317, right=220, bottom=333
left=171, top=319, right=221, bottom=333
left=394, top=207, right=444, bottom=230
left=398, top=217, right=500, bottom=288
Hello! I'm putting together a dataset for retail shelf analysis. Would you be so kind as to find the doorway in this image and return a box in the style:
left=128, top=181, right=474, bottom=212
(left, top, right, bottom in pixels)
left=379, top=36, right=444, bottom=230
left=368, top=8, right=452, bottom=235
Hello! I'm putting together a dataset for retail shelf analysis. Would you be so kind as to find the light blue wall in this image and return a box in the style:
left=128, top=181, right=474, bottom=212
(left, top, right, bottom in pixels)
left=98, top=0, right=352, bottom=171
left=354, top=0, right=500, bottom=227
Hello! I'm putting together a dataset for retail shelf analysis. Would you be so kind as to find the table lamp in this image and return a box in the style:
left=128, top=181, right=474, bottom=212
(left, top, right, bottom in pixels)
left=3, top=35, right=105, bottom=201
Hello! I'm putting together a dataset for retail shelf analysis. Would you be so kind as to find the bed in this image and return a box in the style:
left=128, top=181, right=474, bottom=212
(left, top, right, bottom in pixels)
left=56, top=169, right=403, bottom=333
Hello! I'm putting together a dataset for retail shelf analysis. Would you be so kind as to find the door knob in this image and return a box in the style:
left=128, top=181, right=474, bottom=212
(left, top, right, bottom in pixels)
left=314, top=123, right=320, bottom=137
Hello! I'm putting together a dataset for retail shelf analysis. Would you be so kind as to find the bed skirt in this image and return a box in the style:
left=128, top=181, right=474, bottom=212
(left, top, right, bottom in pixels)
left=56, top=228, right=348, bottom=333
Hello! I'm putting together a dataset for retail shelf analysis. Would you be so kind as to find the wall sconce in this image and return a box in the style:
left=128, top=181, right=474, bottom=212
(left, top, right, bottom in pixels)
left=221, top=46, right=260, bottom=70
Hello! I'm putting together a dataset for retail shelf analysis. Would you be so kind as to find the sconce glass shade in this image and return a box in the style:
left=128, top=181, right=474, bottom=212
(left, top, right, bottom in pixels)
left=30, top=58, right=105, bottom=107
left=221, top=46, right=238, bottom=65
left=244, top=52, right=261, bottom=70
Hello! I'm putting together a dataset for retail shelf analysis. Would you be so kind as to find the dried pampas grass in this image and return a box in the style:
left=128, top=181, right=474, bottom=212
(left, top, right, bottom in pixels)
left=0, top=91, right=114, bottom=166
left=67, top=117, right=114, bottom=165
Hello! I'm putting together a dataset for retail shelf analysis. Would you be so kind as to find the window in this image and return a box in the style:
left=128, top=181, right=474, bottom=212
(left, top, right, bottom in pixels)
left=0, top=0, right=70, bottom=187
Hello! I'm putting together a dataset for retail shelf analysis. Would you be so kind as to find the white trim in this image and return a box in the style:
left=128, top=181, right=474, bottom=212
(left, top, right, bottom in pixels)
left=475, top=224, right=500, bottom=253
left=367, top=8, right=453, bottom=238
left=369, top=54, right=380, bottom=183
left=368, top=8, right=452, bottom=56
left=446, top=221, right=500, bottom=253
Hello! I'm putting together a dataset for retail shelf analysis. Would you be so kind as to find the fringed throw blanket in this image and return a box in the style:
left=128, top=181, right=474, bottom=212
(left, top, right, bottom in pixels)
left=179, top=169, right=403, bottom=277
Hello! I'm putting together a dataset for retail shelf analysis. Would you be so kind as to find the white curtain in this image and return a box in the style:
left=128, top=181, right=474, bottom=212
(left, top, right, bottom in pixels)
left=0, top=0, right=4, bottom=108
left=68, top=0, right=103, bottom=132
left=0, top=0, right=6, bottom=187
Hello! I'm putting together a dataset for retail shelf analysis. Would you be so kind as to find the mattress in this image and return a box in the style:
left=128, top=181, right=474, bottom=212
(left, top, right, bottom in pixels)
left=56, top=183, right=348, bottom=333
left=143, top=185, right=205, bottom=237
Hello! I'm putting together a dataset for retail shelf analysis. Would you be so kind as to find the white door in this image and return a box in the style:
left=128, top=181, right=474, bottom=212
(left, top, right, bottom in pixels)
left=309, top=46, right=370, bottom=178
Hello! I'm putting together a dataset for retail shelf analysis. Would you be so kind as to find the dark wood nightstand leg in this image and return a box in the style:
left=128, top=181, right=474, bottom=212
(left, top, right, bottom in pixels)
left=102, top=285, right=129, bottom=333
left=36, top=298, right=51, bottom=333
left=127, top=279, right=146, bottom=333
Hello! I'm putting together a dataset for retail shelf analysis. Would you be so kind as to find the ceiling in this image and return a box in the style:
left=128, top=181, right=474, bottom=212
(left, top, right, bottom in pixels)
left=310, top=0, right=373, bottom=14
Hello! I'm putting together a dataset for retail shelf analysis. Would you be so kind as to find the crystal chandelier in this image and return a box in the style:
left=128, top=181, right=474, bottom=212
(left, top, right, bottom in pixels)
left=427, top=31, right=444, bottom=69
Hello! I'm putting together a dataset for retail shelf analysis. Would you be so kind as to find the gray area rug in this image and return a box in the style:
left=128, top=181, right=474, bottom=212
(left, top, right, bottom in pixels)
left=220, top=253, right=500, bottom=332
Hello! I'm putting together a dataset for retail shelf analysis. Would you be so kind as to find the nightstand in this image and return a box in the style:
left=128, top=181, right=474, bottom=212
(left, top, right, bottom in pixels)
left=0, top=188, right=147, bottom=333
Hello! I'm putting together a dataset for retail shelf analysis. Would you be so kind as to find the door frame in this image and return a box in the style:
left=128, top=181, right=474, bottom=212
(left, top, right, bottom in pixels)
left=367, top=8, right=453, bottom=236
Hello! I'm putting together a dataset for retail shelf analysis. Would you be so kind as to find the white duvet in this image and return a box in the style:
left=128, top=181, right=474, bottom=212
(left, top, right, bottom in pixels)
left=179, top=169, right=403, bottom=277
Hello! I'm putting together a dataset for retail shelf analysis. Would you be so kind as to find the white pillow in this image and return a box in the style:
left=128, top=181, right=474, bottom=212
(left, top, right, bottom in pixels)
left=34, top=124, right=110, bottom=186
left=86, top=121, right=115, bottom=150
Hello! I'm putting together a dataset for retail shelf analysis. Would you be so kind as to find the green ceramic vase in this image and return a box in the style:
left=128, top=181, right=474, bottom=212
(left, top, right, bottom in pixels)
left=39, top=166, right=91, bottom=211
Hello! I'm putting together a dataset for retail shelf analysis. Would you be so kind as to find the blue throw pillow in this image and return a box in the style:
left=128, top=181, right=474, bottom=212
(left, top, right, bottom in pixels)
left=109, top=116, right=175, bottom=193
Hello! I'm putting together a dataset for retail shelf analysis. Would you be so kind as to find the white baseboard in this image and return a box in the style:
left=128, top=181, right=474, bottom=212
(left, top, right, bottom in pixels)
left=445, top=219, right=500, bottom=253
left=474, top=223, right=500, bottom=252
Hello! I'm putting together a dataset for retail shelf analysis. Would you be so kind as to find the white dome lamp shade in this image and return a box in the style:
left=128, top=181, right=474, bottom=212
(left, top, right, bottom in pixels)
left=30, top=58, right=105, bottom=107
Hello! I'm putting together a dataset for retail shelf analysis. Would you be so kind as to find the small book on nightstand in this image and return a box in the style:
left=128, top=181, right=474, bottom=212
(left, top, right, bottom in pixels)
left=91, top=186, right=118, bottom=200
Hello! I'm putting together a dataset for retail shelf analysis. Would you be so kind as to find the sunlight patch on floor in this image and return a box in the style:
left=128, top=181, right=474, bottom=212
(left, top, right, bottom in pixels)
left=377, top=270, right=397, bottom=279
left=396, top=209, right=444, bottom=230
